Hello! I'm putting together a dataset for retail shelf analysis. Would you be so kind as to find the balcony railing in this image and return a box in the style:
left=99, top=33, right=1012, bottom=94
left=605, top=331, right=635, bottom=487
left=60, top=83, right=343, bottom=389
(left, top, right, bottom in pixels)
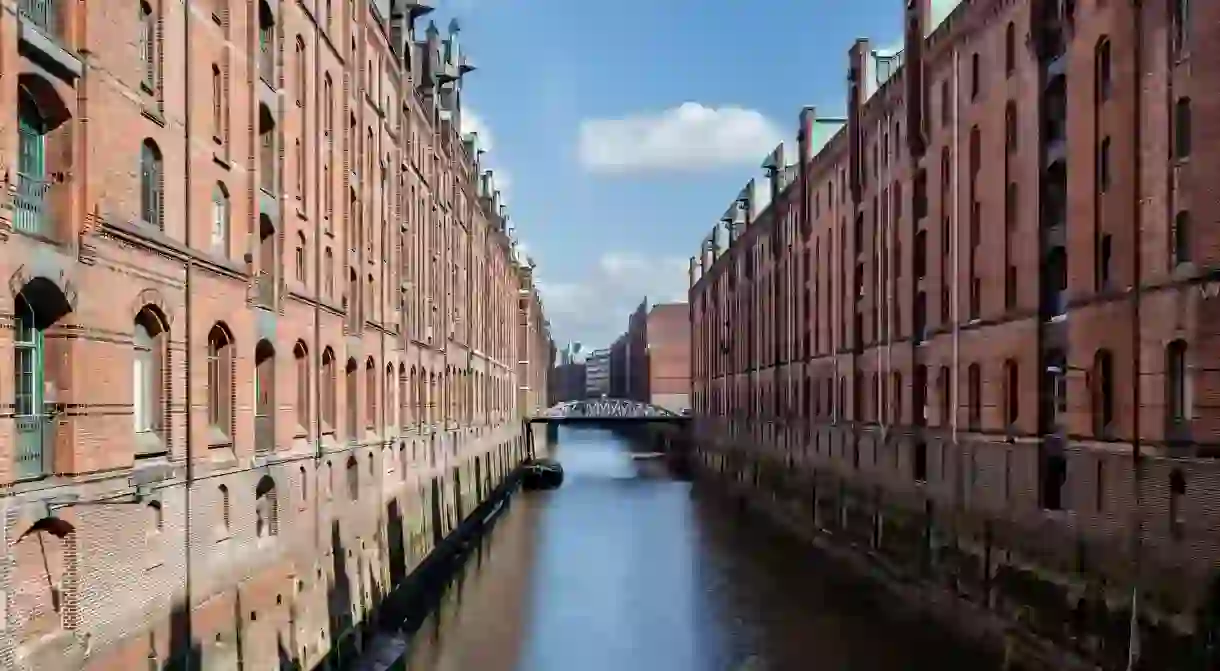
left=260, top=146, right=276, bottom=193
left=259, top=43, right=275, bottom=85
left=256, top=270, right=276, bottom=306
left=19, top=0, right=59, bottom=37
left=14, top=174, right=51, bottom=236
left=255, top=415, right=274, bottom=453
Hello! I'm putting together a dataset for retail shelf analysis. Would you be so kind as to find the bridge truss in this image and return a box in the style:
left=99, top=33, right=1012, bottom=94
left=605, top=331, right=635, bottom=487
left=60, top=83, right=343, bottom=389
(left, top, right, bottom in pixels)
left=537, top=398, right=681, bottom=420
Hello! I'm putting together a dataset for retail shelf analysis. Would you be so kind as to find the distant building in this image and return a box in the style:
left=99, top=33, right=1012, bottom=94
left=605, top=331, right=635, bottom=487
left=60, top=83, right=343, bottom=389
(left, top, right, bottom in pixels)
left=586, top=348, right=612, bottom=398
left=643, top=304, right=692, bottom=412
left=609, top=334, right=629, bottom=398
left=609, top=298, right=692, bottom=413
left=549, top=341, right=588, bottom=403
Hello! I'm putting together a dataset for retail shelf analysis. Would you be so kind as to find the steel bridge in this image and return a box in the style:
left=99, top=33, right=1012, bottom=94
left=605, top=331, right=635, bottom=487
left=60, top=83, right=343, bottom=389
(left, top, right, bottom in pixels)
left=528, top=398, right=689, bottom=424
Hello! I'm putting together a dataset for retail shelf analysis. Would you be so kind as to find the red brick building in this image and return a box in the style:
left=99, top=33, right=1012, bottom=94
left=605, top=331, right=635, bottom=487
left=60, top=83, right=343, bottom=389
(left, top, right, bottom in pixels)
left=690, top=0, right=1220, bottom=663
left=611, top=299, right=691, bottom=413
left=0, top=1, right=549, bottom=669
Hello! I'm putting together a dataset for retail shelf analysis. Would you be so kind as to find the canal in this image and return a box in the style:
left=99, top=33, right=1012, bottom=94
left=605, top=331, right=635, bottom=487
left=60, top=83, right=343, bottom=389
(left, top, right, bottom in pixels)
left=396, top=426, right=1002, bottom=671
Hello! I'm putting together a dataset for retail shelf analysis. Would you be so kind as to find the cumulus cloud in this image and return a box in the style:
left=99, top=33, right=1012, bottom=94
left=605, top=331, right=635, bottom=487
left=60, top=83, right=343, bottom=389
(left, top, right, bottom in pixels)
left=577, top=102, right=783, bottom=174
left=460, top=108, right=512, bottom=198
left=536, top=252, right=690, bottom=348
left=460, top=109, right=495, bottom=153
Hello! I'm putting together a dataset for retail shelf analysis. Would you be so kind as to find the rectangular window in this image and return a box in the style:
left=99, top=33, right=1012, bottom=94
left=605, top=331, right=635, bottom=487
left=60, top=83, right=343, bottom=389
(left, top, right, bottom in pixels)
left=296, top=139, right=305, bottom=199
left=133, top=349, right=150, bottom=432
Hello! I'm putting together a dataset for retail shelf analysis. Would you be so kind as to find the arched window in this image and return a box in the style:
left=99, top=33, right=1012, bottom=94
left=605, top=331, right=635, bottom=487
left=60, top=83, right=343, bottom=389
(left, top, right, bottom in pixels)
left=1169, top=469, right=1186, bottom=539
left=1092, top=349, right=1114, bottom=436
left=399, top=364, right=408, bottom=429
left=1175, top=97, right=1192, bottom=159
left=323, top=247, right=334, bottom=297
left=970, top=52, right=980, bottom=99
left=257, top=214, right=276, bottom=305
left=410, top=366, right=419, bottom=425
left=346, top=456, right=359, bottom=500
left=294, top=231, right=307, bottom=282
left=966, top=364, right=982, bottom=430
left=206, top=323, right=234, bottom=439
left=1173, top=210, right=1191, bottom=266
left=1003, top=359, right=1019, bottom=427
left=211, top=182, right=229, bottom=253
left=211, top=63, right=224, bottom=139
left=140, top=139, right=163, bottom=229
left=140, top=1, right=158, bottom=90
left=11, top=517, right=78, bottom=637
left=345, top=358, right=358, bottom=440
left=365, top=357, right=377, bottom=431
left=257, top=1, right=276, bottom=83
left=321, top=347, right=336, bottom=429
left=294, top=341, right=309, bottom=432
left=1004, top=103, right=1017, bottom=153
left=294, top=36, right=306, bottom=107
left=1096, top=38, right=1112, bottom=101
left=322, top=73, right=334, bottom=138
left=1005, top=22, right=1015, bottom=75
left=133, top=307, right=168, bottom=455
left=385, top=363, right=395, bottom=431
left=255, top=476, right=278, bottom=538
left=16, top=85, right=49, bottom=235
left=346, top=268, right=359, bottom=329
left=1172, top=0, right=1189, bottom=54
left=1166, top=340, right=1189, bottom=434
left=258, top=104, right=277, bottom=193
left=218, top=484, right=231, bottom=531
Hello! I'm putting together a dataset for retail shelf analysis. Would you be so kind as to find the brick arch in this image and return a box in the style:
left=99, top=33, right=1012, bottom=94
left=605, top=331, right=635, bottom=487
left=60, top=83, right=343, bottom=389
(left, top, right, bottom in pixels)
left=131, top=288, right=174, bottom=327
left=17, top=72, right=71, bottom=131
left=10, top=266, right=77, bottom=319
left=10, top=516, right=79, bottom=644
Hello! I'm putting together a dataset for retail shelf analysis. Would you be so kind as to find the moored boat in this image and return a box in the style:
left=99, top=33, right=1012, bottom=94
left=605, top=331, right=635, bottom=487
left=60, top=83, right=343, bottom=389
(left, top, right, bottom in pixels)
left=522, top=458, right=564, bottom=490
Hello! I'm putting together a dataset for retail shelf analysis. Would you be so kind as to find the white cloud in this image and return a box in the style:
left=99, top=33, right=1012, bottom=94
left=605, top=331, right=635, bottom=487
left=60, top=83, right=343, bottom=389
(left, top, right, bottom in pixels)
left=577, top=102, right=783, bottom=174
left=460, top=108, right=511, bottom=198
left=535, top=252, right=690, bottom=348
left=460, top=109, right=495, bottom=153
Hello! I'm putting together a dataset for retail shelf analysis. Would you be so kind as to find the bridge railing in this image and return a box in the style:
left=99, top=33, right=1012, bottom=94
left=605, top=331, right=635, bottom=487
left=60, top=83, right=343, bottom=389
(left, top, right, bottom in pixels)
left=532, top=398, right=685, bottom=420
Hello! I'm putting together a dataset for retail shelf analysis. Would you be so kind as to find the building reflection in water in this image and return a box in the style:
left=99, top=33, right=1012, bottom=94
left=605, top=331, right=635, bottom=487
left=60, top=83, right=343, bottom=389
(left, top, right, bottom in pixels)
left=400, top=427, right=1001, bottom=671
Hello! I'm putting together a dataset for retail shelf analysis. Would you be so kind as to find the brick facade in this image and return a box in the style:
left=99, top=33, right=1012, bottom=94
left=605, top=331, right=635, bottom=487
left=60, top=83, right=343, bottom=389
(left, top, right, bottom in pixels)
left=0, top=1, right=549, bottom=669
left=690, top=0, right=1220, bottom=667
left=608, top=300, right=691, bottom=413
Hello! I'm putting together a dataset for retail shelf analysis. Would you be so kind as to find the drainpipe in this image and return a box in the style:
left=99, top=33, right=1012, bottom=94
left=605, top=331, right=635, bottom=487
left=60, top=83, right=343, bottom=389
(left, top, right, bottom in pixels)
left=1126, top=1, right=1145, bottom=668
left=951, top=46, right=962, bottom=505
left=181, top=0, right=195, bottom=661
left=312, top=4, right=324, bottom=566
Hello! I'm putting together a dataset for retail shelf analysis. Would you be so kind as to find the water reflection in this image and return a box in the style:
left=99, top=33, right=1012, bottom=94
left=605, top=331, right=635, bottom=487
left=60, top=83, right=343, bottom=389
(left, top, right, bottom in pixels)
left=401, top=426, right=1000, bottom=671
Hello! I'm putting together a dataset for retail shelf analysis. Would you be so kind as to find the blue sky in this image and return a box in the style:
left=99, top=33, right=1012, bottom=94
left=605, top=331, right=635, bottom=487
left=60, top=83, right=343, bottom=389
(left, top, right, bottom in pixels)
left=431, top=0, right=902, bottom=349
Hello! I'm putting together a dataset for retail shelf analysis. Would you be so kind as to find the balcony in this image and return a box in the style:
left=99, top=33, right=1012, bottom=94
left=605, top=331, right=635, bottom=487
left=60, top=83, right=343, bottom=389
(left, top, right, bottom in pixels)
left=19, top=0, right=58, bottom=36
left=14, top=174, right=52, bottom=237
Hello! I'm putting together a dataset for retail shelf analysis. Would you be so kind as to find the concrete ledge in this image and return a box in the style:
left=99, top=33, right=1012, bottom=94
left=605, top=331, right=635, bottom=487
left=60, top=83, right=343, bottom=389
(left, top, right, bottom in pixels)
left=18, top=20, right=82, bottom=81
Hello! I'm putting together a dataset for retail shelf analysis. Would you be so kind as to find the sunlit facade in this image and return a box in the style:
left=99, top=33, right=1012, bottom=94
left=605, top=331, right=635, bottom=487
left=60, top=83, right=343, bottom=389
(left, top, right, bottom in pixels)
left=0, top=1, right=548, bottom=668
left=690, top=0, right=1217, bottom=664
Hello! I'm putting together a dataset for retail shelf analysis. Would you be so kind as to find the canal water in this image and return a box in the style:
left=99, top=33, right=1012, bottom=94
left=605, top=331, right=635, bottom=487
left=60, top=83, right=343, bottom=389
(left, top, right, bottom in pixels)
left=399, top=426, right=1001, bottom=671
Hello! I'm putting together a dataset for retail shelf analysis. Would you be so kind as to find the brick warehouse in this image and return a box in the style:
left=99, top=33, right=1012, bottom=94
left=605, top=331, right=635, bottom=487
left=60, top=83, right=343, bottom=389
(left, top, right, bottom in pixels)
left=690, top=0, right=1220, bottom=667
left=0, top=0, right=551, bottom=669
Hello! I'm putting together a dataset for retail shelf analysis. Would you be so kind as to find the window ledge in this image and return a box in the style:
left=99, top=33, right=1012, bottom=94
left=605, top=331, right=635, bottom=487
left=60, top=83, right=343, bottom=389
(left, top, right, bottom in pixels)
left=206, top=425, right=231, bottom=448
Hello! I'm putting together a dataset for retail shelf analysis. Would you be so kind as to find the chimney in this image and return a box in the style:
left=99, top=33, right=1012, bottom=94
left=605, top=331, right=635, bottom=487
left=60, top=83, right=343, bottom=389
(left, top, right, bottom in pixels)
left=762, top=142, right=786, bottom=201
left=739, top=179, right=755, bottom=229
left=798, top=106, right=816, bottom=238
left=847, top=38, right=871, bottom=203
left=905, top=0, right=930, bottom=158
